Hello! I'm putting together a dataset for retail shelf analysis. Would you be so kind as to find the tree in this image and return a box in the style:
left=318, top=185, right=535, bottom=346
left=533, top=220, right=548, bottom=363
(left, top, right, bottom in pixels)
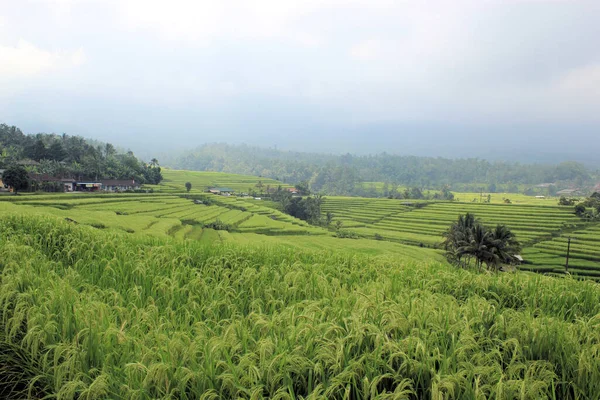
left=255, top=180, right=264, bottom=195
left=559, top=196, right=574, bottom=206
left=185, top=182, right=192, bottom=192
left=2, top=165, right=29, bottom=194
left=325, top=212, right=334, bottom=227
left=48, top=141, right=67, bottom=161
left=443, top=213, right=521, bottom=271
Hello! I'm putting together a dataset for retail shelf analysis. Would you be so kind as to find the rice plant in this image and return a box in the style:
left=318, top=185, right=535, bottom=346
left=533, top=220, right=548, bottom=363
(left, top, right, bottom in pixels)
left=1, top=214, right=600, bottom=399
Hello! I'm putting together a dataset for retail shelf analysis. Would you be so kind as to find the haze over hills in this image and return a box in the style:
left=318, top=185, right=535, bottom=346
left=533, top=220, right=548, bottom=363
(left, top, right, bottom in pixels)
left=2, top=1, right=600, bottom=165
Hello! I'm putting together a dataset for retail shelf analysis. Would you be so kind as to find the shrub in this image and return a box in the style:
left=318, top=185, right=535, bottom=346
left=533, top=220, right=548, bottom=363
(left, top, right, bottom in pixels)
left=204, top=219, right=231, bottom=231
left=335, top=229, right=359, bottom=239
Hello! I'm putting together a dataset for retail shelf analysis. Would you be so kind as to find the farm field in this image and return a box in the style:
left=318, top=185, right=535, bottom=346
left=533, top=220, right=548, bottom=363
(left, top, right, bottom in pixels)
left=321, top=196, right=600, bottom=279
left=3, top=168, right=598, bottom=280
left=2, top=214, right=600, bottom=399
left=322, top=198, right=583, bottom=246
left=521, top=224, right=600, bottom=280
left=0, top=192, right=441, bottom=259
left=3, top=168, right=597, bottom=279
left=147, top=169, right=291, bottom=193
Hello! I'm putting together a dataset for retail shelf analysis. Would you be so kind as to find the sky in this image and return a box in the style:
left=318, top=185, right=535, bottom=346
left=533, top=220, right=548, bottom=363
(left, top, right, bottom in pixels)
left=1, top=0, right=599, bottom=162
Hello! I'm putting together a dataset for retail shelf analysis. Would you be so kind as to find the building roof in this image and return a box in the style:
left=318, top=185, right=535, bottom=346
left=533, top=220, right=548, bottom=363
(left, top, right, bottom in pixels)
left=215, top=187, right=234, bottom=192
left=100, top=179, right=137, bottom=186
left=28, top=173, right=62, bottom=182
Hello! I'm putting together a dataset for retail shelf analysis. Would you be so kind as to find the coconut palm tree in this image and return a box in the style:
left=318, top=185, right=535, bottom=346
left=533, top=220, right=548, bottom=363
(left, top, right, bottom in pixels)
left=442, top=213, right=478, bottom=268
left=488, top=224, right=521, bottom=269
left=457, top=223, right=497, bottom=271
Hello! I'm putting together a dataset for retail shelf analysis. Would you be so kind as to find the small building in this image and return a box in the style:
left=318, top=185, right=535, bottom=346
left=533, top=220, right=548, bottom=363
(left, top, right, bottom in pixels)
left=28, top=173, right=65, bottom=192
left=535, top=195, right=545, bottom=199
left=61, top=178, right=76, bottom=192
left=74, top=181, right=102, bottom=192
left=100, top=179, right=140, bottom=192
left=286, top=188, right=299, bottom=195
left=208, top=187, right=234, bottom=195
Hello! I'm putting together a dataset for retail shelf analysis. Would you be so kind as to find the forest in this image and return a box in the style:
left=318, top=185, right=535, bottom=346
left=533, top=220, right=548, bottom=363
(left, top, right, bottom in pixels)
left=0, top=124, right=162, bottom=186
left=165, top=143, right=597, bottom=196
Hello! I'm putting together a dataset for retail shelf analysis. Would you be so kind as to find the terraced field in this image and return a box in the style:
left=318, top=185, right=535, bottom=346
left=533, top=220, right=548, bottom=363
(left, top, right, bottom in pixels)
left=522, top=224, right=600, bottom=280
left=3, top=214, right=600, bottom=399
left=2, top=169, right=597, bottom=280
left=0, top=192, right=441, bottom=260
left=323, top=198, right=583, bottom=245
left=322, top=197, right=600, bottom=279
left=147, top=169, right=290, bottom=193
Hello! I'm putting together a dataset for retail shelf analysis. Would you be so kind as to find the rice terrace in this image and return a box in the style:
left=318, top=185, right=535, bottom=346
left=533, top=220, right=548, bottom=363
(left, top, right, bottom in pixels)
left=3, top=1, right=600, bottom=398
left=1, top=163, right=600, bottom=399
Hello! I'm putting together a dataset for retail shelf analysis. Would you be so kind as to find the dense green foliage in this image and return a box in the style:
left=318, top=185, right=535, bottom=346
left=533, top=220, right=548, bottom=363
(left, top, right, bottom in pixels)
left=165, top=143, right=598, bottom=196
left=576, top=192, right=600, bottom=221
left=2, top=214, right=600, bottom=399
left=1, top=165, right=29, bottom=193
left=0, top=123, right=162, bottom=185
left=443, top=213, right=521, bottom=270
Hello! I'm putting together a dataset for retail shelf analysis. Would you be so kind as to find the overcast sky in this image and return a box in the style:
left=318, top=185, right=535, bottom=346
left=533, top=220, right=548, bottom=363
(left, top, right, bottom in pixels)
left=1, top=0, right=599, bottom=160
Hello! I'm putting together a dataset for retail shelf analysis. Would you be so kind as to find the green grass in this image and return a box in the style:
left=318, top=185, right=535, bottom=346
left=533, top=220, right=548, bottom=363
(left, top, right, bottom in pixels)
left=147, top=169, right=291, bottom=194
left=1, top=214, right=600, bottom=398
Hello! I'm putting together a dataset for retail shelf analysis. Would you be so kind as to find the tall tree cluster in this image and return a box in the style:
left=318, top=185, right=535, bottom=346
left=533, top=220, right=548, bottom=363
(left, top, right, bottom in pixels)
left=442, top=213, right=522, bottom=271
left=0, top=124, right=162, bottom=185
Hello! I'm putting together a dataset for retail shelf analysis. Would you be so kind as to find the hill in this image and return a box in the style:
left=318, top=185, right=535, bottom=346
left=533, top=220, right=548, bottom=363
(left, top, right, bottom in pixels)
left=163, top=143, right=598, bottom=196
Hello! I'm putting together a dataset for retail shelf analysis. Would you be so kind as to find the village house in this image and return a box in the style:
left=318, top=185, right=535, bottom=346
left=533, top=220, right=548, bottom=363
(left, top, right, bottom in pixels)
left=73, top=181, right=102, bottom=192
left=100, top=179, right=140, bottom=192
left=61, top=178, right=76, bottom=192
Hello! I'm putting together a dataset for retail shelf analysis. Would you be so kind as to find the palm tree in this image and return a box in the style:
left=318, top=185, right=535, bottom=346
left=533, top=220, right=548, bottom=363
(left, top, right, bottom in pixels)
left=457, top=223, right=496, bottom=271
left=488, top=224, right=521, bottom=270
left=443, top=213, right=522, bottom=271
left=442, top=213, right=478, bottom=268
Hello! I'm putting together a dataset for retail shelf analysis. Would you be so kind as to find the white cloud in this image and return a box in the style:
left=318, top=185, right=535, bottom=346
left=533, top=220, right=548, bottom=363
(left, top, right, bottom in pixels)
left=115, top=0, right=397, bottom=44
left=0, top=40, right=86, bottom=79
left=349, top=39, right=386, bottom=61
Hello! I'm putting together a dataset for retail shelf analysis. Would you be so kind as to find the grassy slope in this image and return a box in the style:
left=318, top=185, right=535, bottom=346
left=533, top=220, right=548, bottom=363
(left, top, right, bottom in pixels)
left=147, top=169, right=291, bottom=193
left=1, top=214, right=600, bottom=399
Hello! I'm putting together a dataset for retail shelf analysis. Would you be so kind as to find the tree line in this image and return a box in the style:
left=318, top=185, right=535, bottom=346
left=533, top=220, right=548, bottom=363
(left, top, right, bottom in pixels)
left=164, top=143, right=597, bottom=197
left=0, top=123, right=162, bottom=190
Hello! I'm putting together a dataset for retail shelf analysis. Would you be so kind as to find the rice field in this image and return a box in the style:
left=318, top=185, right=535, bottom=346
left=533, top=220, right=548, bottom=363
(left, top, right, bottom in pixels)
left=2, top=214, right=600, bottom=399
left=521, top=224, right=600, bottom=280
left=322, top=198, right=583, bottom=245
left=321, top=197, right=600, bottom=278
left=146, top=169, right=291, bottom=193
left=2, top=169, right=598, bottom=280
